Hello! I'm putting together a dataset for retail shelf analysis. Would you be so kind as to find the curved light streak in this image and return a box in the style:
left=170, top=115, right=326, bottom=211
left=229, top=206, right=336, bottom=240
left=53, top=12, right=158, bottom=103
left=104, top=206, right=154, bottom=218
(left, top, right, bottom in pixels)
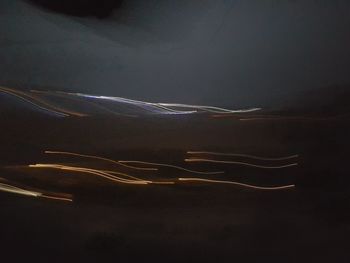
left=44, top=151, right=158, bottom=171
left=31, top=90, right=138, bottom=118
left=187, top=151, right=299, bottom=161
left=1, top=87, right=261, bottom=116
left=0, top=182, right=73, bottom=202
left=0, top=86, right=68, bottom=117
left=29, top=164, right=151, bottom=185
left=118, top=160, right=225, bottom=175
left=40, top=194, right=73, bottom=202
left=158, top=103, right=261, bottom=114
left=178, top=178, right=295, bottom=190
left=185, top=158, right=298, bottom=169
left=0, top=86, right=87, bottom=117
left=0, top=182, right=41, bottom=197
left=57, top=91, right=258, bottom=115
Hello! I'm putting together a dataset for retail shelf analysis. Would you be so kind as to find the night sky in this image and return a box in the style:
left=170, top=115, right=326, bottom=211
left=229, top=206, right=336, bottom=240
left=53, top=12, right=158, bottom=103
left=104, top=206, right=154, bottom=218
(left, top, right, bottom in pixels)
left=1, top=0, right=350, bottom=107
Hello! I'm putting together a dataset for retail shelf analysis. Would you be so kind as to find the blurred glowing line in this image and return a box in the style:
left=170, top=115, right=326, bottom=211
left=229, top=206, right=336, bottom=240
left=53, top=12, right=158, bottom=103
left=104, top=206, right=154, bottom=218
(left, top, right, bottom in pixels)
left=44, top=151, right=158, bottom=171
left=178, top=178, right=295, bottom=190
left=31, top=164, right=146, bottom=183
left=64, top=92, right=195, bottom=114
left=40, top=194, right=73, bottom=202
left=150, top=103, right=197, bottom=114
left=0, top=86, right=68, bottom=117
left=187, top=151, right=299, bottom=161
left=0, top=181, right=72, bottom=201
left=101, top=170, right=174, bottom=184
left=185, top=159, right=298, bottom=169
left=0, top=182, right=41, bottom=197
left=31, top=90, right=138, bottom=117
left=29, top=164, right=151, bottom=185
left=0, top=87, right=87, bottom=117
left=103, top=170, right=148, bottom=181
left=118, top=160, right=224, bottom=174
left=59, top=91, right=258, bottom=114
left=158, top=103, right=261, bottom=114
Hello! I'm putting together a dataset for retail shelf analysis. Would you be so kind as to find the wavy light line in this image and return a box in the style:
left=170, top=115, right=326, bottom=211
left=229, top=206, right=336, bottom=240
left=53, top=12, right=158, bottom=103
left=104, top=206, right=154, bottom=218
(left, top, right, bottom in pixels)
left=0, top=86, right=68, bottom=117
left=31, top=90, right=138, bottom=117
left=0, top=87, right=88, bottom=117
left=0, top=181, right=73, bottom=202
left=29, top=164, right=151, bottom=185
left=158, top=103, right=261, bottom=114
left=185, top=158, right=298, bottom=169
left=118, top=160, right=225, bottom=175
left=57, top=91, right=259, bottom=115
left=187, top=151, right=299, bottom=161
left=40, top=194, right=73, bottom=202
left=63, top=92, right=195, bottom=114
left=0, top=182, right=41, bottom=197
left=44, top=151, right=158, bottom=171
left=178, top=178, right=295, bottom=190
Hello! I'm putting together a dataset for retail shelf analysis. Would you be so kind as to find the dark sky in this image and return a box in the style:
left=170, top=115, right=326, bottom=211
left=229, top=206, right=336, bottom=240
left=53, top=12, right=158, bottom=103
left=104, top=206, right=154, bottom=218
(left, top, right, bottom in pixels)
left=0, top=0, right=349, bottom=107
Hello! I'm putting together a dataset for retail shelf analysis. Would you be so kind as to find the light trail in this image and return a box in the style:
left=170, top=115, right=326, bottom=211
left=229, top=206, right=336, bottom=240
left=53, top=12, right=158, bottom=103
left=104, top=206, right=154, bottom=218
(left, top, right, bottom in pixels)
left=31, top=90, right=138, bottom=118
left=29, top=164, right=151, bottom=185
left=57, top=91, right=259, bottom=115
left=158, top=103, right=261, bottom=114
left=185, top=158, right=298, bottom=169
left=178, top=178, right=295, bottom=190
left=0, top=86, right=87, bottom=117
left=44, top=151, right=158, bottom=171
left=0, top=181, right=73, bottom=202
left=62, top=92, right=196, bottom=115
left=117, top=160, right=225, bottom=175
left=2, top=87, right=262, bottom=116
left=0, top=182, right=41, bottom=197
left=187, top=151, right=299, bottom=161
left=40, top=194, right=73, bottom=202
left=0, top=86, right=68, bottom=117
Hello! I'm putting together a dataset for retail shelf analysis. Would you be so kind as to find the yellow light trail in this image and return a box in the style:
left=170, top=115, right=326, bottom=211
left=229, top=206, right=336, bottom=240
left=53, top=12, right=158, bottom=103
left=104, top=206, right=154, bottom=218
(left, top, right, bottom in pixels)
left=40, top=194, right=73, bottom=202
left=187, top=151, right=299, bottom=161
left=185, top=158, right=298, bottom=169
left=0, top=86, right=86, bottom=117
left=178, top=178, right=295, bottom=190
left=0, top=182, right=73, bottom=202
left=29, top=164, right=151, bottom=185
left=0, top=86, right=68, bottom=117
left=44, top=151, right=158, bottom=171
left=117, top=160, right=225, bottom=175
left=0, top=182, right=41, bottom=197
left=102, top=170, right=173, bottom=184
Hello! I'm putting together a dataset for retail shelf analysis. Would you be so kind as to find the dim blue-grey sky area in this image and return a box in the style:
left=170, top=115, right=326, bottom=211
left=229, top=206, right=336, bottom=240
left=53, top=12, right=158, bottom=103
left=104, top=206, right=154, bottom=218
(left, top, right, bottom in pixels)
left=0, top=0, right=349, bottom=107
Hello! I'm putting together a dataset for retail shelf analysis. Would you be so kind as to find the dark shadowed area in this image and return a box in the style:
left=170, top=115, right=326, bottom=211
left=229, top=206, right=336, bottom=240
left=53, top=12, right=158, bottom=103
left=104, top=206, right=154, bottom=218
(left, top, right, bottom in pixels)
left=1, top=0, right=350, bottom=106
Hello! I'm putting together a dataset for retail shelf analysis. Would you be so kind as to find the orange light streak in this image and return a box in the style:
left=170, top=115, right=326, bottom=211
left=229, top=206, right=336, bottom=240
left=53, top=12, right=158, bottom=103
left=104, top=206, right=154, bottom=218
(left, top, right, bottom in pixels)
left=44, top=151, right=158, bottom=171
left=187, top=151, right=299, bottom=161
left=178, top=178, right=295, bottom=190
left=118, top=160, right=225, bottom=175
left=185, top=158, right=298, bottom=169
